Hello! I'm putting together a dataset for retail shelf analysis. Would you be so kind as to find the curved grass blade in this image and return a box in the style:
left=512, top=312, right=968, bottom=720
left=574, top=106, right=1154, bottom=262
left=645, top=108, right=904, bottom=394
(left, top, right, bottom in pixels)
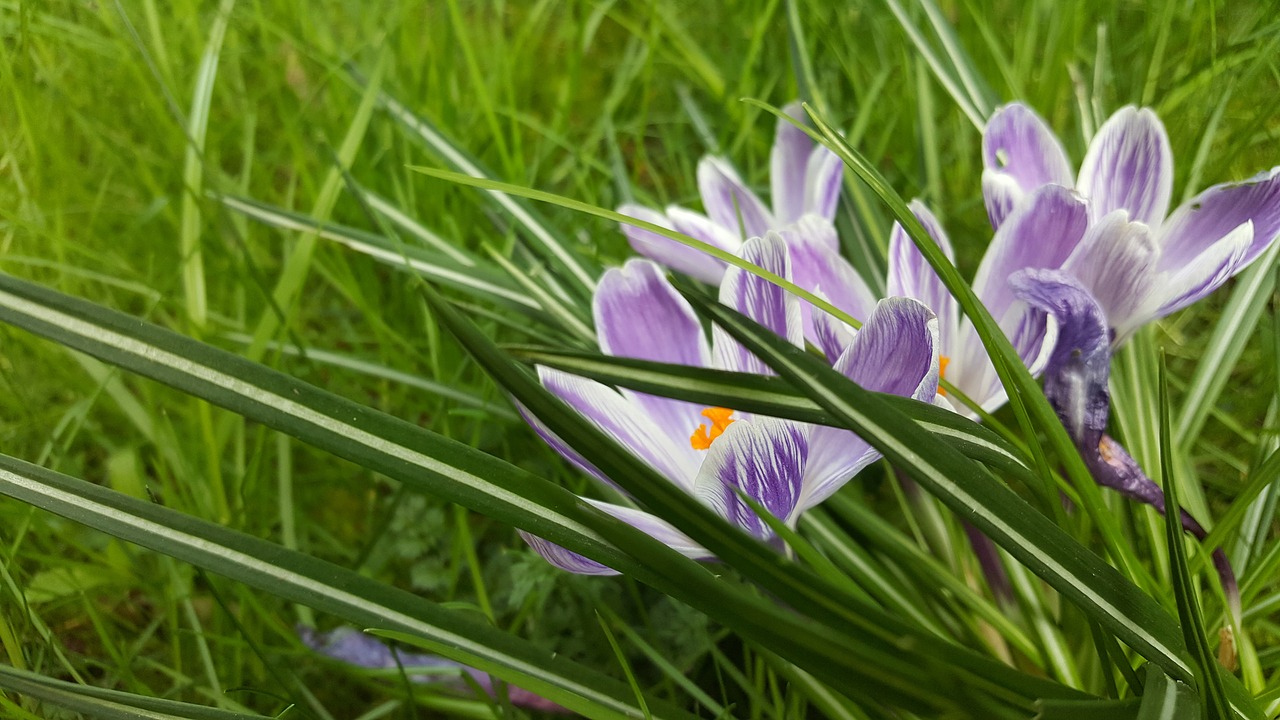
left=0, top=271, right=638, bottom=580
left=506, top=344, right=1036, bottom=483
left=405, top=166, right=866, bottom=332
left=1158, top=355, right=1232, bottom=720
left=356, top=70, right=598, bottom=297
left=675, top=280, right=1197, bottom=684
left=0, top=664, right=268, bottom=720
left=219, top=194, right=545, bottom=317
left=1137, top=667, right=1198, bottom=720
left=0, top=456, right=693, bottom=720
left=420, top=281, right=1090, bottom=710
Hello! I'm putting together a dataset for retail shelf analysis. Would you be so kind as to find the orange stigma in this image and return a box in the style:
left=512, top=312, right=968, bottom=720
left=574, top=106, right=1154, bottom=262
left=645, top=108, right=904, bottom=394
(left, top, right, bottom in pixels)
left=690, top=407, right=735, bottom=450
left=938, top=355, right=951, bottom=396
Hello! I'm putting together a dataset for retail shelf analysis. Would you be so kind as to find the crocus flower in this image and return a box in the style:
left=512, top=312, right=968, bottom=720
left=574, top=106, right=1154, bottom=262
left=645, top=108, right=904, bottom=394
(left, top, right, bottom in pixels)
left=521, top=233, right=939, bottom=575
left=299, top=626, right=569, bottom=714
left=617, top=102, right=846, bottom=285
left=1012, top=270, right=1239, bottom=618
left=844, top=192, right=1072, bottom=415
left=983, top=102, right=1280, bottom=344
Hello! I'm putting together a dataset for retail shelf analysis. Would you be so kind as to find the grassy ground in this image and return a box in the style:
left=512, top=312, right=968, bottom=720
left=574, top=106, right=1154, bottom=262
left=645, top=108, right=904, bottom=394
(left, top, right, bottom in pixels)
left=2, top=0, right=1280, bottom=717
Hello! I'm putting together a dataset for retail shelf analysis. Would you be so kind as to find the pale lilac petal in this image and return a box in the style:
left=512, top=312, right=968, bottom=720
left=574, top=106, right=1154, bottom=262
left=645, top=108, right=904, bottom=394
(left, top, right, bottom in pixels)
left=667, top=205, right=744, bottom=260
left=594, top=259, right=712, bottom=438
left=712, top=234, right=804, bottom=375
left=595, top=259, right=710, bottom=367
left=537, top=367, right=700, bottom=490
left=801, top=297, right=940, bottom=511
left=698, top=158, right=774, bottom=239
left=617, top=203, right=726, bottom=284
left=780, top=215, right=877, bottom=342
left=1061, top=210, right=1159, bottom=342
left=1155, top=167, right=1280, bottom=271
left=771, top=102, right=812, bottom=224
left=982, top=170, right=1025, bottom=231
left=970, top=184, right=1089, bottom=321
left=692, top=418, right=808, bottom=540
left=1077, top=106, right=1173, bottom=226
left=586, top=499, right=710, bottom=559
left=521, top=499, right=710, bottom=576
left=812, top=310, right=856, bottom=363
left=1153, top=222, right=1253, bottom=321
left=982, top=103, right=1074, bottom=228
left=804, top=144, right=844, bottom=220
left=299, top=627, right=570, bottom=713
left=887, top=200, right=959, bottom=351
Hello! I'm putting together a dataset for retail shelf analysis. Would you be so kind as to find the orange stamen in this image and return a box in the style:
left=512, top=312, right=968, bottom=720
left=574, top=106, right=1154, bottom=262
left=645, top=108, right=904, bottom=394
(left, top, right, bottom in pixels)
left=690, top=407, right=736, bottom=450
left=938, top=355, right=951, bottom=396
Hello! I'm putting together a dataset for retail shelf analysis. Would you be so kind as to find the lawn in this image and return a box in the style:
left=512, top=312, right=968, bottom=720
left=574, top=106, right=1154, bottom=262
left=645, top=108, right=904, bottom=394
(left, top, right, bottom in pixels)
left=1, top=1, right=1279, bottom=718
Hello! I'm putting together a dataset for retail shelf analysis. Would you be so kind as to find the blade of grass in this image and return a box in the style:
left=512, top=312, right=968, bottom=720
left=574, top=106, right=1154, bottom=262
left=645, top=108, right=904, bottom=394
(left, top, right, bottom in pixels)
left=1159, top=353, right=1232, bottom=720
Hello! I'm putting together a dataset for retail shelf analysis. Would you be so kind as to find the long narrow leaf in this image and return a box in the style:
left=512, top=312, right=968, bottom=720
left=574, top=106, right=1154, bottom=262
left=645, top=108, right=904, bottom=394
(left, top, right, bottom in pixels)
left=0, top=664, right=269, bottom=720
left=0, top=271, right=638, bottom=580
left=506, top=344, right=1036, bottom=482
left=0, top=456, right=692, bottom=720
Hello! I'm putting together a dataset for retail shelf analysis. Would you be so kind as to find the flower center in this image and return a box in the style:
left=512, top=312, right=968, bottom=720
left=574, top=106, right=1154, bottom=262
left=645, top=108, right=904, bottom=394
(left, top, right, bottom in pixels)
left=938, top=355, right=950, bottom=396
left=690, top=407, right=736, bottom=450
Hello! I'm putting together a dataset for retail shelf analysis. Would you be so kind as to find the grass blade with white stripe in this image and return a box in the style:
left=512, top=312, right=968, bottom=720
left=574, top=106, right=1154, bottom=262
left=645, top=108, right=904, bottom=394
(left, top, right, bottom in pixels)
left=0, top=455, right=693, bottom=720
left=0, top=270, right=637, bottom=580
left=1159, top=356, right=1232, bottom=720
left=506, top=344, right=1036, bottom=483
left=0, top=664, right=269, bottom=720
left=675, top=279, right=1197, bottom=684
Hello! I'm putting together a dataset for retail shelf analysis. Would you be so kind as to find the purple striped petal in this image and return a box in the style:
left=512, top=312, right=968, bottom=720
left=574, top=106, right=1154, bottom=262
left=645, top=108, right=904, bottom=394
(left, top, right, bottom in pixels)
left=521, top=499, right=710, bottom=576
left=1154, top=222, right=1253, bottom=320
left=982, top=103, right=1074, bottom=228
left=519, top=532, right=616, bottom=575
left=537, top=367, right=701, bottom=490
left=887, top=200, right=959, bottom=351
left=698, top=158, right=775, bottom=239
left=617, top=204, right=726, bottom=284
left=780, top=215, right=878, bottom=343
left=299, top=627, right=570, bottom=713
left=1062, top=210, right=1159, bottom=343
left=1155, top=166, right=1280, bottom=272
left=1010, top=270, right=1110, bottom=444
left=772, top=102, right=812, bottom=225
left=692, top=418, right=808, bottom=540
left=804, top=144, right=844, bottom=221
left=594, top=259, right=712, bottom=437
left=801, top=297, right=940, bottom=510
left=970, top=184, right=1089, bottom=321
left=517, top=400, right=616, bottom=492
left=712, top=233, right=804, bottom=374
left=834, top=297, right=941, bottom=401
left=812, top=310, right=856, bottom=363
left=1077, top=106, right=1173, bottom=226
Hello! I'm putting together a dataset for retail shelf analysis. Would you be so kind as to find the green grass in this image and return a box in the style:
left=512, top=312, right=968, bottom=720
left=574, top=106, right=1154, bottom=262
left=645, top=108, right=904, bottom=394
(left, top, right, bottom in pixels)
left=1, top=0, right=1279, bottom=717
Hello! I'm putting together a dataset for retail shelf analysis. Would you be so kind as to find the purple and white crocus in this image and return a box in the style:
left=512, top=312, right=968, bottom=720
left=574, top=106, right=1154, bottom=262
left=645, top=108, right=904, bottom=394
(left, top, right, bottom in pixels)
left=617, top=102, right=848, bottom=285
left=983, top=102, right=1280, bottom=345
left=983, top=103, right=1280, bottom=616
left=521, top=234, right=939, bottom=574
